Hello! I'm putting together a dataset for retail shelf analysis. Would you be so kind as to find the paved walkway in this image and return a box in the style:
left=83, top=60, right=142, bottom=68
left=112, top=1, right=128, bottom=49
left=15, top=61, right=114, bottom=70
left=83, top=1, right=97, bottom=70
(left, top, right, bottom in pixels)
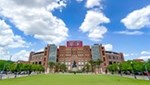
left=108, top=74, right=150, bottom=80
left=0, top=73, right=38, bottom=80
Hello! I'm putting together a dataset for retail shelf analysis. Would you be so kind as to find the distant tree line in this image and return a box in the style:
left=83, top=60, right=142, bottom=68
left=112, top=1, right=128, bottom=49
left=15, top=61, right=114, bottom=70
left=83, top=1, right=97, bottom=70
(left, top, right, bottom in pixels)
left=107, top=59, right=150, bottom=75
left=0, top=60, right=44, bottom=76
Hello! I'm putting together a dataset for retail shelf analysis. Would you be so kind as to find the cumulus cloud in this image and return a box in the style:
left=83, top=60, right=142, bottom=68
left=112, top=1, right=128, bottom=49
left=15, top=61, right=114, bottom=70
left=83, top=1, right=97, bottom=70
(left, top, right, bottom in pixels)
left=0, top=48, right=10, bottom=60
left=124, top=53, right=138, bottom=57
left=79, top=0, right=110, bottom=41
left=12, top=50, right=30, bottom=61
left=125, top=51, right=150, bottom=60
left=86, top=0, right=102, bottom=9
left=80, top=10, right=110, bottom=41
left=103, top=44, right=113, bottom=51
left=0, top=20, right=27, bottom=48
left=141, top=51, right=150, bottom=55
left=121, top=5, right=150, bottom=30
left=0, top=20, right=30, bottom=60
left=138, top=56, right=150, bottom=60
left=0, top=0, right=68, bottom=44
left=137, top=51, right=150, bottom=60
left=115, top=30, right=144, bottom=35
left=76, top=0, right=83, bottom=3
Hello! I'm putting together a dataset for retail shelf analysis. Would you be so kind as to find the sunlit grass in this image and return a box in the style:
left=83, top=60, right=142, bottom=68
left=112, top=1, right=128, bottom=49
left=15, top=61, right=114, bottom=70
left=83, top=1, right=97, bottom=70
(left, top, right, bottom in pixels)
left=0, top=74, right=149, bottom=85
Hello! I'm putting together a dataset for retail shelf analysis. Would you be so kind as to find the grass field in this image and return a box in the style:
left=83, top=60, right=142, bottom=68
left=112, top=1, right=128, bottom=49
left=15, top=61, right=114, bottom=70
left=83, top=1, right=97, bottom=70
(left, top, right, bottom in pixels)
left=0, top=74, right=150, bottom=85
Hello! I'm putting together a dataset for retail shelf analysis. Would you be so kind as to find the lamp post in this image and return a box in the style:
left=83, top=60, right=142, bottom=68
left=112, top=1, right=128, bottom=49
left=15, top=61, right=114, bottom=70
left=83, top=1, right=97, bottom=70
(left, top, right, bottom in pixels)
left=130, top=61, right=137, bottom=79
left=144, top=62, right=150, bottom=80
left=0, top=55, right=12, bottom=79
left=117, top=63, right=122, bottom=76
left=14, top=62, right=20, bottom=78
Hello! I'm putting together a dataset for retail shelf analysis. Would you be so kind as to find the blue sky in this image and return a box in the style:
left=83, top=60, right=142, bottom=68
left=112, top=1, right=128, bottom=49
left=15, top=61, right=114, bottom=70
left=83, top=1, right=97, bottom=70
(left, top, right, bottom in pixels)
left=0, top=0, right=150, bottom=61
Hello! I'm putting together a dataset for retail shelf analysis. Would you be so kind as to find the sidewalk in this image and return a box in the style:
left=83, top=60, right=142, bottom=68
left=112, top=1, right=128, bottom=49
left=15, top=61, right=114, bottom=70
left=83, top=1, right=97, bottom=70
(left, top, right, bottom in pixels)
left=0, top=73, right=38, bottom=80
left=108, top=74, right=150, bottom=80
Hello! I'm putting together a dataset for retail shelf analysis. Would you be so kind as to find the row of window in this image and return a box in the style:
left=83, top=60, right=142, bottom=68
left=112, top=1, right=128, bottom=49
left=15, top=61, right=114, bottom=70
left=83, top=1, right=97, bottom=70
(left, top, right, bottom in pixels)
left=32, top=61, right=42, bottom=65
left=31, top=56, right=43, bottom=60
left=60, top=62, right=88, bottom=65
left=59, top=54, right=90, bottom=56
left=109, top=61, right=120, bottom=65
left=108, top=56, right=121, bottom=60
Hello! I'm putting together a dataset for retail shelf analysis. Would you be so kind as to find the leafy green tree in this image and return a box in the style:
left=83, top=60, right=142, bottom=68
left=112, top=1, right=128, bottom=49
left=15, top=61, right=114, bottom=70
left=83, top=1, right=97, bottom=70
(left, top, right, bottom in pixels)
left=55, top=62, right=61, bottom=72
left=49, top=61, right=55, bottom=73
left=95, top=59, right=103, bottom=73
left=60, top=63, right=67, bottom=73
left=120, top=61, right=132, bottom=72
left=89, top=60, right=96, bottom=73
left=89, top=59, right=102, bottom=73
left=107, top=63, right=118, bottom=74
left=83, top=63, right=91, bottom=73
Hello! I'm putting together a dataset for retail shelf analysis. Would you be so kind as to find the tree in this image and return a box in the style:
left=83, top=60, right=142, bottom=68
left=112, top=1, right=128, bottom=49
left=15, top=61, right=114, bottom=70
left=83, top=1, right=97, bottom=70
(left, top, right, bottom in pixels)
left=89, top=59, right=102, bottom=73
left=89, top=60, right=96, bottom=73
left=0, top=60, right=13, bottom=72
left=121, top=61, right=132, bottom=72
left=107, top=63, right=117, bottom=74
left=49, top=61, right=55, bottom=73
left=83, top=63, right=91, bottom=73
left=55, top=62, right=61, bottom=73
left=60, top=63, right=67, bottom=73
left=95, top=59, right=103, bottom=73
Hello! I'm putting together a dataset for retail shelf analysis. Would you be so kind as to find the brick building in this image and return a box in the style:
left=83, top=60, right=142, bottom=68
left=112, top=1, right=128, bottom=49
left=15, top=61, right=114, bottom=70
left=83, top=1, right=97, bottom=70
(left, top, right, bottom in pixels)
left=29, top=41, right=124, bottom=73
left=103, top=51, right=124, bottom=71
left=58, top=41, right=91, bottom=70
left=29, top=44, right=57, bottom=70
left=91, top=44, right=124, bottom=72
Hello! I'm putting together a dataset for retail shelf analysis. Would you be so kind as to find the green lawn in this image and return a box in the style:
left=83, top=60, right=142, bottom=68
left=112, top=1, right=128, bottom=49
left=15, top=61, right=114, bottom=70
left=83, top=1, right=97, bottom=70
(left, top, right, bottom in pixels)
left=0, top=74, right=149, bottom=85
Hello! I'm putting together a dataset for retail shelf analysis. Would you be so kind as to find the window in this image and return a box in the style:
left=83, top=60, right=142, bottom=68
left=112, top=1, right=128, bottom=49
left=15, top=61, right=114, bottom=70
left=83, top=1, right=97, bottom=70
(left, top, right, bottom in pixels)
left=104, top=63, right=106, bottom=66
left=113, top=56, right=115, bottom=59
left=103, top=57, right=105, bottom=61
left=44, top=57, right=46, bottom=61
left=39, top=61, right=42, bottom=65
left=109, top=56, right=111, bottom=59
left=102, top=51, right=105, bottom=55
left=44, top=51, right=47, bottom=55
left=109, top=61, right=112, bottom=65
left=116, top=57, right=118, bottom=60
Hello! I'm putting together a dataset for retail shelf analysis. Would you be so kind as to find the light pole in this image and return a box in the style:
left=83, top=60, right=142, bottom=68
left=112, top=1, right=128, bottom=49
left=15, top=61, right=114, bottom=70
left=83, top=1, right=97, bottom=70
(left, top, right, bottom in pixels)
left=117, top=63, right=122, bottom=76
left=0, top=55, right=12, bottom=79
left=14, top=61, right=20, bottom=78
left=130, top=61, right=137, bottom=79
left=144, top=62, right=150, bottom=80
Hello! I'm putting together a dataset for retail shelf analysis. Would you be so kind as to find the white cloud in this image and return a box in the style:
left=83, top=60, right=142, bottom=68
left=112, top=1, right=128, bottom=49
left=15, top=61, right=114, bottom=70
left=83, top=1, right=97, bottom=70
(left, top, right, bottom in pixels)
left=115, top=30, right=144, bottom=35
left=12, top=50, right=30, bottom=61
left=103, top=44, right=113, bottom=51
left=0, top=20, right=30, bottom=61
left=124, top=53, right=138, bottom=57
left=86, top=0, right=102, bottom=9
left=121, top=5, right=150, bottom=30
left=0, top=48, right=10, bottom=60
left=138, top=56, right=150, bottom=60
left=0, top=20, right=27, bottom=48
left=79, top=10, right=110, bottom=41
left=141, top=51, right=150, bottom=55
left=0, top=0, right=68, bottom=44
left=76, top=0, right=83, bottom=3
